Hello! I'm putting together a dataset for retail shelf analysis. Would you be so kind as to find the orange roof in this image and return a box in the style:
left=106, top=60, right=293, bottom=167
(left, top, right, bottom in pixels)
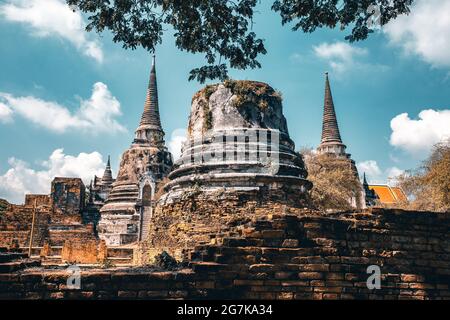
left=391, top=187, right=408, bottom=202
left=369, top=185, right=396, bottom=203
left=369, top=185, right=408, bottom=204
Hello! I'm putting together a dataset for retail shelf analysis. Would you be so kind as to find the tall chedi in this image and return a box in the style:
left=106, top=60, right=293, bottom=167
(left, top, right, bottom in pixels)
left=317, top=72, right=350, bottom=158
left=98, top=56, right=173, bottom=246
left=317, top=73, right=363, bottom=208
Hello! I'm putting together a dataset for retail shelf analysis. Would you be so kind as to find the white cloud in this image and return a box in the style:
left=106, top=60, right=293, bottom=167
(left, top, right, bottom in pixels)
left=313, top=41, right=368, bottom=74
left=386, top=166, right=405, bottom=185
left=384, top=0, right=450, bottom=69
left=357, top=160, right=405, bottom=185
left=0, top=0, right=103, bottom=62
left=0, top=82, right=126, bottom=134
left=0, top=148, right=105, bottom=204
left=357, top=160, right=382, bottom=178
left=390, top=109, right=450, bottom=155
left=168, top=128, right=187, bottom=160
left=0, top=102, right=13, bottom=123
left=389, top=153, right=401, bottom=164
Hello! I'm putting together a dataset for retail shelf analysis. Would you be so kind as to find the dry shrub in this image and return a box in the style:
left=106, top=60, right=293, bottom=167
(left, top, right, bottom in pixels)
left=396, top=140, right=450, bottom=212
left=302, top=148, right=362, bottom=212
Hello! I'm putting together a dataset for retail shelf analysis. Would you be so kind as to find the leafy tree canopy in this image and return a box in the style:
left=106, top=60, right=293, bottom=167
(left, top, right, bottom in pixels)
left=67, top=0, right=413, bottom=82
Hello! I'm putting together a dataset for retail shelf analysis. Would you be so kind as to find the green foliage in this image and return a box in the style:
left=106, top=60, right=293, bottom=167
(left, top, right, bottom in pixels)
left=66, top=0, right=413, bottom=83
left=204, top=85, right=217, bottom=101
left=272, top=0, right=414, bottom=42
left=203, top=103, right=213, bottom=131
left=193, top=85, right=216, bottom=132
left=67, top=0, right=265, bottom=83
left=224, top=79, right=282, bottom=110
left=198, top=99, right=213, bottom=132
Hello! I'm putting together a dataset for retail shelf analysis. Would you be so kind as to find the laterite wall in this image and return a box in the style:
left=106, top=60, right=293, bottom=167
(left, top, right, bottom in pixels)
left=0, top=208, right=449, bottom=300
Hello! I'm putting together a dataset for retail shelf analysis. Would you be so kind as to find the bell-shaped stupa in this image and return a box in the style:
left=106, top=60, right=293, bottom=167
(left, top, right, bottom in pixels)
left=159, top=80, right=311, bottom=205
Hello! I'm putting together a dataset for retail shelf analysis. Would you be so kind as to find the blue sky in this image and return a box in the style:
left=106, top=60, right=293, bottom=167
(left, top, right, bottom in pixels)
left=1, top=0, right=449, bottom=204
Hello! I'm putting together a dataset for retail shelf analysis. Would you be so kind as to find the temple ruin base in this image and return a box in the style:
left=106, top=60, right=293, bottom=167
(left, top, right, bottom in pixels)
left=2, top=207, right=447, bottom=300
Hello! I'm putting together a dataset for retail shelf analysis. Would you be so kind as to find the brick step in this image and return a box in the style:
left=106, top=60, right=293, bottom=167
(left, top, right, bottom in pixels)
left=0, top=259, right=40, bottom=273
left=107, top=191, right=139, bottom=197
left=44, top=255, right=62, bottom=260
left=140, top=207, right=152, bottom=241
left=40, top=256, right=63, bottom=266
left=0, top=252, right=28, bottom=263
left=106, top=196, right=139, bottom=202
left=107, top=248, right=134, bottom=258
left=107, top=257, right=133, bottom=266
left=189, top=261, right=227, bottom=272
left=107, top=193, right=139, bottom=198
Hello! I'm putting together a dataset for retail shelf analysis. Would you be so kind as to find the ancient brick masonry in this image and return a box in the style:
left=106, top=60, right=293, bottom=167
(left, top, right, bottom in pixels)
left=1, top=208, right=449, bottom=300
left=0, top=178, right=96, bottom=250
left=51, top=177, right=85, bottom=217
left=145, top=192, right=311, bottom=261
left=0, top=198, right=51, bottom=248
left=186, top=208, right=450, bottom=300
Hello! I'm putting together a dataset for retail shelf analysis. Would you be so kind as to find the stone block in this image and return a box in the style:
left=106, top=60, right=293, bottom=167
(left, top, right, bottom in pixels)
left=281, top=239, right=299, bottom=247
left=298, top=272, right=324, bottom=280
left=249, top=264, right=276, bottom=273
left=117, top=291, right=138, bottom=298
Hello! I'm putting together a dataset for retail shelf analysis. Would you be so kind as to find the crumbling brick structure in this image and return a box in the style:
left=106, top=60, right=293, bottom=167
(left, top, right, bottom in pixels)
left=0, top=208, right=449, bottom=300
left=60, top=240, right=107, bottom=264
left=51, top=177, right=85, bottom=218
left=0, top=199, right=50, bottom=249
left=0, top=178, right=95, bottom=250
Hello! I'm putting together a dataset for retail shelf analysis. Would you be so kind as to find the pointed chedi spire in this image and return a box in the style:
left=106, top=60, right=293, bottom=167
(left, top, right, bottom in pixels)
left=88, top=180, right=94, bottom=203
left=363, top=172, right=370, bottom=188
left=321, top=72, right=342, bottom=144
left=101, top=155, right=113, bottom=185
left=139, top=54, right=161, bottom=129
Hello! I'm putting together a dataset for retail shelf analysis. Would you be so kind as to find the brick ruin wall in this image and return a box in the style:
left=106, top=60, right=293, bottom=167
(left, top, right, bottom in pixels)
left=24, top=195, right=51, bottom=207
left=1, top=208, right=449, bottom=300
left=0, top=203, right=96, bottom=249
left=0, top=203, right=51, bottom=249
left=0, top=178, right=99, bottom=251
left=60, top=240, right=107, bottom=264
left=145, top=189, right=312, bottom=261
left=51, top=177, right=85, bottom=216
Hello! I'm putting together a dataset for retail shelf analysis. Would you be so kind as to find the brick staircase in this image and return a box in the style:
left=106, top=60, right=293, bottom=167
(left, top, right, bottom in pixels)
left=106, top=247, right=134, bottom=266
left=139, top=206, right=152, bottom=241
left=0, top=252, right=41, bottom=273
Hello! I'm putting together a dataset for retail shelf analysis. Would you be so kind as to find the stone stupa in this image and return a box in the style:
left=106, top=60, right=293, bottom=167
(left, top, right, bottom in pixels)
left=143, top=81, right=312, bottom=259
left=98, top=56, right=173, bottom=246
left=159, top=80, right=311, bottom=205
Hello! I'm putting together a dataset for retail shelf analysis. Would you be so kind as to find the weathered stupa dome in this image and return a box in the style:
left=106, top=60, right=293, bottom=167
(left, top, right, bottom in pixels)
left=159, top=80, right=311, bottom=205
